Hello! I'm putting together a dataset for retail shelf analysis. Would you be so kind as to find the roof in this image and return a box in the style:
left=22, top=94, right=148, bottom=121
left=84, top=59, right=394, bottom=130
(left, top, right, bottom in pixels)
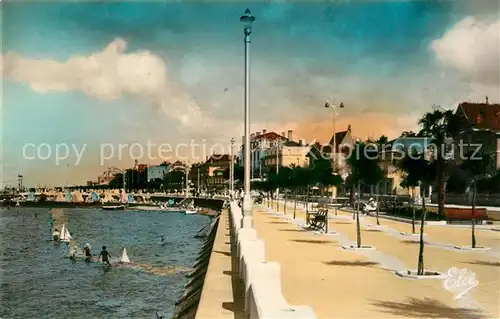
left=306, top=143, right=332, bottom=159
left=457, top=102, right=500, bottom=132
left=386, top=137, right=429, bottom=153
left=251, top=131, right=287, bottom=141
left=205, top=154, right=234, bottom=163
left=282, top=140, right=302, bottom=147
left=327, top=128, right=353, bottom=152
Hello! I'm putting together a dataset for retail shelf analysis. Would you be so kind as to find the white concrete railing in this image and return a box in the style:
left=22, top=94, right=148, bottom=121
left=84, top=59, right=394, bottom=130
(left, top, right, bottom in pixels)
left=229, top=201, right=317, bottom=319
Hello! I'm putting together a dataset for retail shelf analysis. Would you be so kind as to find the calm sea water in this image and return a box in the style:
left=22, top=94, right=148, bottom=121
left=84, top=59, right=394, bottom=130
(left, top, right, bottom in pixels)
left=0, top=207, right=211, bottom=319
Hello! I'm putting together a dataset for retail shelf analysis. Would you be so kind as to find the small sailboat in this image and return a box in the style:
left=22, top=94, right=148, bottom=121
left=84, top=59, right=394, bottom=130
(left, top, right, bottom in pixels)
left=120, top=247, right=130, bottom=263
left=59, top=224, right=72, bottom=242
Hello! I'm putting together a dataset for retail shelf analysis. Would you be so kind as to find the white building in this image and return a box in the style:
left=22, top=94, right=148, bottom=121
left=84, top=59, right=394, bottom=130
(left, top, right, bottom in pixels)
left=147, top=165, right=169, bottom=182
left=239, top=129, right=289, bottom=178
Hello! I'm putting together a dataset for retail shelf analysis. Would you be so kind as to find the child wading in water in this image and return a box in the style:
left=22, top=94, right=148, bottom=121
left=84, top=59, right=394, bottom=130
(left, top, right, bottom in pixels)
left=83, top=243, right=93, bottom=262
left=98, top=246, right=111, bottom=265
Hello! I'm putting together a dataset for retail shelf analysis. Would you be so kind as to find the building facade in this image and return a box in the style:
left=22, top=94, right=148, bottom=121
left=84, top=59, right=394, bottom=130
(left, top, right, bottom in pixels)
left=453, top=101, right=500, bottom=172
left=264, top=140, right=310, bottom=169
left=97, top=167, right=122, bottom=185
left=201, top=154, right=234, bottom=190
left=379, top=137, right=430, bottom=196
left=147, top=165, right=170, bottom=182
left=307, top=125, right=354, bottom=181
left=239, top=129, right=291, bottom=179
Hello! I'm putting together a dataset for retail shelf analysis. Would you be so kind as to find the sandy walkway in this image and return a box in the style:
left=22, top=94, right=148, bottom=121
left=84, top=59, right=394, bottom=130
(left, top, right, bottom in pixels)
left=255, top=200, right=499, bottom=318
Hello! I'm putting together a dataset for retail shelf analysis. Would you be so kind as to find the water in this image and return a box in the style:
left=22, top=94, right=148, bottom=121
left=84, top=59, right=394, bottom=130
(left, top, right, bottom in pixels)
left=0, top=207, right=211, bottom=318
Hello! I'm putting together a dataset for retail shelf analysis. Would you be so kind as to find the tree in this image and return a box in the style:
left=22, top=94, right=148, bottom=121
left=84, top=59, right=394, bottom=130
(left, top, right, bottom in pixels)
left=311, top=157, right=342, bottom=202
left=223, top=164, right=244, bottom=187
left=446, top=168, right=469, bottom=193
left=460, top=150, right=491, bottom=248
left=401, top=131, right=417, bottom=137
left=346, top=141, right=384, bottom=247
left=163, top=170, right=184, bottom=192
left=366, top=138, right=387, bottom=225
left=294, top=165, right=314, bottom=214
left=149, top=178, right=163, bottom=191
left=108, top=173, right=124, bottom=189
left=267, top=170, right=280, bottom=209
left=277, top=166, right=293, bottom=214
left=399, top=151, right=436, bottom=276
left=417, top=108, right=460, bottom=215
left=400, top=177, right=418, bottom=234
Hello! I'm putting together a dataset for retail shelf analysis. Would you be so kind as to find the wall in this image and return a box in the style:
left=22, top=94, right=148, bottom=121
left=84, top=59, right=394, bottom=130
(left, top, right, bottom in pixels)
left=432, top=193, right=500, bottom=206
left=281, top=146, right=310, bottom=167
left=228, top=202, right=317, bottom=319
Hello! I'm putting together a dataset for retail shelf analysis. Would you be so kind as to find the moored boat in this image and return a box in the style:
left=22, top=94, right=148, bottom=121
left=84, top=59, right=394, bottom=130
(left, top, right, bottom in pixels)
left=185, top=209, right=198, bottom=215
left=101, top=205, right=125, bottom=210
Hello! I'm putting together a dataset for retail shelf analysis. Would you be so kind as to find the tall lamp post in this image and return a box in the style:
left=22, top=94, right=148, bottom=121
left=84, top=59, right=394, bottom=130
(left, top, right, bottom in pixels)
left=275, top=139, right=281, bottom=211
left=241, top=8, right=255, bottom=228
left=324, top=101, right=344, bottom=211
left=230, top=138, right=235, bottom=198
left=184, top=165, right=190, bottom=198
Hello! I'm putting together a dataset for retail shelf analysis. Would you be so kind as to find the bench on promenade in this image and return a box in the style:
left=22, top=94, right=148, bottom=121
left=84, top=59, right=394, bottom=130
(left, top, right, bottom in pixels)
left=306, top=207, right=328, bottom=232
left=445, top=207, right=488, bottom=221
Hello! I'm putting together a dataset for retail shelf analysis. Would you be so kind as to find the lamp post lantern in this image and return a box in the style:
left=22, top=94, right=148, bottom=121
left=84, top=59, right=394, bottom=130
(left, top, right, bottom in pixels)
left=241, top=8, right=255, bottom=228
left=324, top=101, right=344, bottom=210
left=230, top=138, right=235, bottom=198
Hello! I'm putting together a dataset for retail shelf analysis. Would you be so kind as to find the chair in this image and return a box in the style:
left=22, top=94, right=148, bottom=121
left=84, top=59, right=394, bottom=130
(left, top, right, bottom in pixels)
left=306, top=207, right=328, bottom=232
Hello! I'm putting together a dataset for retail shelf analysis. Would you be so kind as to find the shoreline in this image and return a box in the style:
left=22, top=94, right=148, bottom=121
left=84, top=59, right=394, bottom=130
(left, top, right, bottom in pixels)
left=2, top=199, right=223, bottom=217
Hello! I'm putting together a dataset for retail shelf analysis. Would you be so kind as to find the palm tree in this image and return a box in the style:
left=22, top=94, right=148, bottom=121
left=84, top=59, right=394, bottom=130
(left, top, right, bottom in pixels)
left=417, top=108, right=460, bottom=216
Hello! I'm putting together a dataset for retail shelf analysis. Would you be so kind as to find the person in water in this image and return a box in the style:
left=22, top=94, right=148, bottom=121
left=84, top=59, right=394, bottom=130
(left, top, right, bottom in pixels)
left=68, top=245, right=77, bottom=260
left=48, top=211, right=55, bottom=234
left=98, top=246, right=111, bottom=265
left=160, top=234, right=165, bottom=243
left=52, top=228, right=60, bottom=241
left=83, top=243, right=93, bottom=261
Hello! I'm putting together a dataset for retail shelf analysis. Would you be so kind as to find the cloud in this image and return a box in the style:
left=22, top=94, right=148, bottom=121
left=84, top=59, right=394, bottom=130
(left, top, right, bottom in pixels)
left=430, top=17, right=500, bottom=86
left=0, top=37, right=211, bottom=131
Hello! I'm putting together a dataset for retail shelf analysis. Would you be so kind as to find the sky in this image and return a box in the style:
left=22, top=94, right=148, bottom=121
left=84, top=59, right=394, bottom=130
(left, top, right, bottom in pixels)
left=1, top=0, right=499, bottom=187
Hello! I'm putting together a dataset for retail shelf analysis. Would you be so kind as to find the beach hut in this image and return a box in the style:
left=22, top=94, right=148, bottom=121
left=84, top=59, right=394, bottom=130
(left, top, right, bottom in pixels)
left=55, top=192, right=66, bottom=202
left=120, top=191, right=128, bottom=203
left=71, top=191, right=84, bottom=203
left=101, top=192, right=115, bottom=203
left=90, top=191, right=100, bottom=202
left=65, top=190, right=72, bottom=202
left=127, top=193, right=136, bottom=204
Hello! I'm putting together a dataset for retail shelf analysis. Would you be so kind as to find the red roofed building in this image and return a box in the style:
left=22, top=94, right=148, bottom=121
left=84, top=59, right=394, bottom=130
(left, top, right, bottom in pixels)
left=239, top=129, right=289, bottom=179
left=454, top=100, right=500, bottom=171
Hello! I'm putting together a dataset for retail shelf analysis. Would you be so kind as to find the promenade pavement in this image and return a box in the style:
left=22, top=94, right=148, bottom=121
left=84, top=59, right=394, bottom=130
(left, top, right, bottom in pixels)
left=196, top=210, right=245, bottom=319
left=252, top=200, right=499, bottom=318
